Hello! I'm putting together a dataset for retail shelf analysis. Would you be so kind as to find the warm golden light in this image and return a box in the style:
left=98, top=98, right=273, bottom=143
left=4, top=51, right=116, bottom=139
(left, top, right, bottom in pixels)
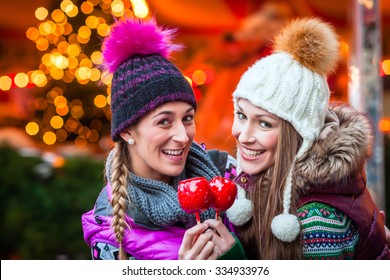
left=39, top=21, right=55, bottom=35
left=67, top=5, right=79, bottom=17
left=26, top=122, right=40, bottom=136
left=67, top=57, right=79, bottom=69
left=81, top=1, right=94, bottom=14
left=0, top=76, right=12, bottom=91
left=86, top=15, right=99, bottom=29
left=53, top=24, right=65, bottom=36
left=340, top=41, right=349, bottom=57
left=60, top=0, right=74, bottom=13
left=63, top=23, right=73, bottom=35
left=379, top=119, right=390, bottom=132
left=42, top=53, right=53, bottom=67
left=192, top=70, right=207, bottom=85
left=184, top=76, right=192, bottom=86
left=50, top=116, right=64, bottom=129
left=26, top=27, right=40, bottom=41
left=382, top=60, right=390, bottom=75
left=52, top=156, right=66, bottom=168
left=90, top=68, right=101, bottom=81
left=57, top=41, right=70, bottom=54
left=52, top=9, right=66, bottom=22
left=31, top=70, right=47, bottom=87
left=111, top=0, right=125, bottom=17
left=131, top=0, right=149, bottom=18
left=35, top=7, right=49, bottom=21
left=56, top=105, right=70, bottom=116
left=76, top=67, right=91, bottom=80
left=100, top=70, right=112, bottom=85
left=49, top=68, right=65, bottom=80
left=22, top=0, right=163, bottom=146
left=14, top=73, right=29, bottom=88
left=51, top=53, right=69, bottom=69
left=43, top=131, right=57, bottom=145
left=97, top=23, right=110, bottom=37
left=94, top=94, right=107, bottom=108
left=36, top=38, right=49, bottom=51
left=91, top=51, right=103, bottom=64
left=79, top=58, right=93, bottom=68
left=78, top=26, right=92, bottom=39
left=357, top=0, right=374, bottom=9
left=67, top=44, right=81, bottom=57
left=54, top=95, right=68, bottom=109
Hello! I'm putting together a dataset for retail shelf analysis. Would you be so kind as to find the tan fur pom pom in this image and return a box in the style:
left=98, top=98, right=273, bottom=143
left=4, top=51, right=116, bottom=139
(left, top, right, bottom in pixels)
left=274, top=17, right=340, bottom=76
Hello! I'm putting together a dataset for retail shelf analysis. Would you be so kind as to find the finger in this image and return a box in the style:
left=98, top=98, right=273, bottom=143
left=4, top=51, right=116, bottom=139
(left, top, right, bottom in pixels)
left=203, top=219, right=231, bottom=237
left=207, top=247, right=219, bottom=260
left=196, top=241, right=215, bottom=260
left=181, top=223, right=208, bottom=251
left=203, top=219, right=236, bottom=255
left=186, top=231, right=214, bottom=259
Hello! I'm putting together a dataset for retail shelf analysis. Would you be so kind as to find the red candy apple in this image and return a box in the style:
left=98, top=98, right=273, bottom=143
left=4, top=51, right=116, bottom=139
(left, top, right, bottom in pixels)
left=177, top=177, right=211, bottom=223
left=209, top=176, right=237, bottom=220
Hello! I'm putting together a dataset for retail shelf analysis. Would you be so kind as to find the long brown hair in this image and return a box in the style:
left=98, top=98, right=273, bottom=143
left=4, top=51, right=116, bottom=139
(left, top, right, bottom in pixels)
left=237, top=119, right=303, bottom=259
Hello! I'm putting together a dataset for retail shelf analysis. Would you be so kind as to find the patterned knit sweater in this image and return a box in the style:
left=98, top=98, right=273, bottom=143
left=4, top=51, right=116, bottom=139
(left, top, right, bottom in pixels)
left=297, top=201, right=359, bottom=259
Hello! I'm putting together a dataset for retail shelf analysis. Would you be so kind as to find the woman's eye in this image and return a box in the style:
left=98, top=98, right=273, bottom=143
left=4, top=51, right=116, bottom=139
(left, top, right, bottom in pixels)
left=236, top=112, right=246, bottom=120
left=158, top=119, right=171, bottom=125
left=183, top=115, right=194, bottom=122
left=259, top=121, right=271, bottom=128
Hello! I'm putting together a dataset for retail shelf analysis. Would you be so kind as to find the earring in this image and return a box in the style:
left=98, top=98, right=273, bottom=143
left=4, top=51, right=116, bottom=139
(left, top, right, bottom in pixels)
left=127, top=138, right=135, bottom=145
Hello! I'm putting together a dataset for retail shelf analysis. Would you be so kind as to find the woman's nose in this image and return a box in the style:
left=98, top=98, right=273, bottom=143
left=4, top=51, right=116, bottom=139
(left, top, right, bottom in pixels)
left=171, top=123, right=190, bottom=143
left=238, top=123, right=255, bottom=143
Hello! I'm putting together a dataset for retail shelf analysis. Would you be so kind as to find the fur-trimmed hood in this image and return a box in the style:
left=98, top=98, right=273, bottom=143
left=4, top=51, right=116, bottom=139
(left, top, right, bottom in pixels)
left=293, top=102, right=374, bottom=192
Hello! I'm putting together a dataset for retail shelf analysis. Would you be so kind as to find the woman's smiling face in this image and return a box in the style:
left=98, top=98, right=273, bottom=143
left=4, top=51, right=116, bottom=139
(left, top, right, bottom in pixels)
left=232, top=98, right=281, bottom=175
left=120, top=101, right=195, bottom=183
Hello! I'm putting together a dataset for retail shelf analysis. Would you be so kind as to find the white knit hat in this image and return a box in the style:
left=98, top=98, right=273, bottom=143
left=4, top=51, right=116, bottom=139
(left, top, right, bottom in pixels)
left=232, top=18, right=340, bottom=242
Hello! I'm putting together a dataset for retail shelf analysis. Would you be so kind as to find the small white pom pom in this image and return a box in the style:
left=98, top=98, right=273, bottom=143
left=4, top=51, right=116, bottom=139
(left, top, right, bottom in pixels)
left=271, top=213, right=300, bottom=242
left=226, top=185, right=253, bottom=226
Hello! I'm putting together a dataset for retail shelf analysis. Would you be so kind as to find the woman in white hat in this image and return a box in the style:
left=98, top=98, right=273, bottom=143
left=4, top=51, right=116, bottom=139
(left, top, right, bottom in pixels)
left=222, top=17, right=390, bottom=259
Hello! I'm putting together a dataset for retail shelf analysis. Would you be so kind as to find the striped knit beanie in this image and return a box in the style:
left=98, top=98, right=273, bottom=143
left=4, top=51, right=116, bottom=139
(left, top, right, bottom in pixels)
left=102, top=17, right=196, bottom=141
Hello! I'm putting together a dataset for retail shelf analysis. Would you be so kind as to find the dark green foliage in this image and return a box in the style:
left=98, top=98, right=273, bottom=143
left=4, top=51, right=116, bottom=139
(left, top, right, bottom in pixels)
left=0, top=145, right=104, bottom=259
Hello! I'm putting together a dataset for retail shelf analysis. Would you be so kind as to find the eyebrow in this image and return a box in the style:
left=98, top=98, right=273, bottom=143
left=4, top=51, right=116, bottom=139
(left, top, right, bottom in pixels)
left=237, top=104, right=278, bottom=121
left=152, top=107, right=194, bottom=118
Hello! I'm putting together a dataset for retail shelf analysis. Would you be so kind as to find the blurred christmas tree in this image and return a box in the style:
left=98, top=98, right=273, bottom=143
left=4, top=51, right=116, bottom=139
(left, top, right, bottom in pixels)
left=21, top=0, right=150, bottom=149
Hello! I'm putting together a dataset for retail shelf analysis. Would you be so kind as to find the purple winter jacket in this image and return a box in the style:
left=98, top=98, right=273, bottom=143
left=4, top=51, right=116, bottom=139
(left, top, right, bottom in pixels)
left=82, top=148, right=236, bottom=260
left=82, top=201, right=186, bottom=260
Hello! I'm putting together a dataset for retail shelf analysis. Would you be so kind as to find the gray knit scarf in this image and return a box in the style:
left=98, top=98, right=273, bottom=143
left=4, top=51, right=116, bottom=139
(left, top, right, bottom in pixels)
left=105, top=142, right=219, bottom=228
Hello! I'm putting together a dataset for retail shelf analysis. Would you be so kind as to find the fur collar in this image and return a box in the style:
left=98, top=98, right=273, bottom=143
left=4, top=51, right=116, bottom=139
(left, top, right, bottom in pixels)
left=293, top=102, right=374, bottom=191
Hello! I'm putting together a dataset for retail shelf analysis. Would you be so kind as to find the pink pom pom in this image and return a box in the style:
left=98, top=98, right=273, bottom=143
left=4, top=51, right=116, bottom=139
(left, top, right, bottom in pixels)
left=102, top=17, right=182, bottom=73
